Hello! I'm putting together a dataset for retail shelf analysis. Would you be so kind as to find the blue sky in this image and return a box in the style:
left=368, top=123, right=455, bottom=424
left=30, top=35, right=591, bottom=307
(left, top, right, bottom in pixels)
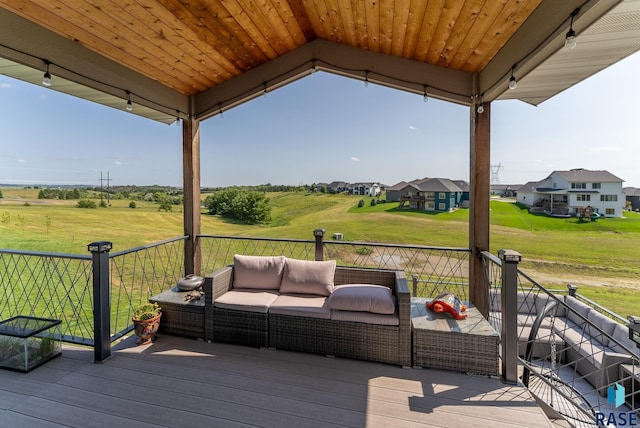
left=1, top=51, right=639, bottom=188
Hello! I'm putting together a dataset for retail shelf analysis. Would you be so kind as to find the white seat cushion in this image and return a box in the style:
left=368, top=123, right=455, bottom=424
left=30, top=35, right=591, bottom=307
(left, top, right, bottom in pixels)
left=269, top=294, right=331, bottom=319
left=214, top=289, right=279, bottom=313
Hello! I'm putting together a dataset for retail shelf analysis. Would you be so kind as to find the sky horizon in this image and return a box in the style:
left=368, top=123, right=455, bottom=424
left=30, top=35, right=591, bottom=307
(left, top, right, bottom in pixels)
left=1, top=51, right=639, bottom=189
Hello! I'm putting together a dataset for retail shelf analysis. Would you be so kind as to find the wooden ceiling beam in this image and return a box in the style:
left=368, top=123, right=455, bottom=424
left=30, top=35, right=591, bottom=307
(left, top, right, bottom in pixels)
left=195, top=39, right=473, bottom=120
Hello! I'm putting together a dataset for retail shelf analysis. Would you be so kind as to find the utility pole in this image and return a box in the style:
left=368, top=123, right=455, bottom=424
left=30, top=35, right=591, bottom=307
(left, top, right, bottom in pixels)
left=99, top=171, right=112, bottom=205
left=490, top=163, right=503, bottom=185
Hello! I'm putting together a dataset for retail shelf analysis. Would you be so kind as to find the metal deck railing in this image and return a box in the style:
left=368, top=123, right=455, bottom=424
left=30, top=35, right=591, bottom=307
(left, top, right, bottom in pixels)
left=0, top=237, right=187, bottom=346
left=481, top=251, right=640, bottom=427
left=198, top=234, right=471, bottom=300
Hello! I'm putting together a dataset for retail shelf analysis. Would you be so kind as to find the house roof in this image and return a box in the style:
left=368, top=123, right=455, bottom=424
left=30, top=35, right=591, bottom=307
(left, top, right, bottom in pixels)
left=623, top=187, right=640, bottom=196
left=518, top=181, right=544, bottom=193
left=409, top=177, right=430, bottom=185
left=452, top=180, right=471, bottom=192
left=390, top=182, right=422, bottom=193
left=551, top=169, right=624, bottom=183
left=2, top=1, right=639, bottom=124
left=416, top=178, right=463, bottom=193
left=387, top=181, right=409, bottom=191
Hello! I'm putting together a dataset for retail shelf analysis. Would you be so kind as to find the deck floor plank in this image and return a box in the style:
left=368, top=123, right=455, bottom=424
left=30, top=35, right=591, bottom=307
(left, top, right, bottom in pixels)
left=0, top=336, right=553, bottom=427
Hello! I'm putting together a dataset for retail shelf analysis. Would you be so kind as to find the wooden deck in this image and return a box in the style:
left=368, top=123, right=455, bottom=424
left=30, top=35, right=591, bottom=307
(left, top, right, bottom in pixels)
left=0, top=335, right=554, bottom=427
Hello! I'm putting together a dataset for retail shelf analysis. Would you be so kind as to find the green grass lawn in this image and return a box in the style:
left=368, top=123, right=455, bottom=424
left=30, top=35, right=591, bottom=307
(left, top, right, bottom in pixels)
left=2, top=189, right=640, bottom=314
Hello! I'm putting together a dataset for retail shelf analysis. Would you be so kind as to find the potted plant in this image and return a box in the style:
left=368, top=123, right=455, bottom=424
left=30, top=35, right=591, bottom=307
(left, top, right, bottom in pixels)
left=132, top=302, right=162, bottom=345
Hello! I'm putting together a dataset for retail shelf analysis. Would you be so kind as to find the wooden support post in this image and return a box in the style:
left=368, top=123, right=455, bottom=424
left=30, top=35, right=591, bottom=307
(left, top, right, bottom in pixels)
left=469, top=100, right=491, bottom=317
left=183, top=116, right=201, bottom=276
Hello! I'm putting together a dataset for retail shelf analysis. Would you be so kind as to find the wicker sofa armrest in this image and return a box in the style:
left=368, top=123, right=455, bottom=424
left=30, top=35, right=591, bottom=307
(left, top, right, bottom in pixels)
left=394, top=270, right=410, bottom=320
left=204, top=265, right=234, bottom=303
left=203, top=265, right=233, bottom=342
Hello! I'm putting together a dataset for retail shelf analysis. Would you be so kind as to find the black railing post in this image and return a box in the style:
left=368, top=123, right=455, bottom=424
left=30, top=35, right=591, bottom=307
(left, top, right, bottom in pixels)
left=567, top=283, right=578, bottom=296
left=88, top=241, right=112, bottom=363
left=313, top=228, right=325, bottom=261
left=499, top=249, right=521, bottom=384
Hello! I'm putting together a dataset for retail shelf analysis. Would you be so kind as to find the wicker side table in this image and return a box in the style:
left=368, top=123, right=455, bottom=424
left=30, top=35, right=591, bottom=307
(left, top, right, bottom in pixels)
left=149, top=289, right=205, bottom=339
left=411, top=297, right=499, bottom=376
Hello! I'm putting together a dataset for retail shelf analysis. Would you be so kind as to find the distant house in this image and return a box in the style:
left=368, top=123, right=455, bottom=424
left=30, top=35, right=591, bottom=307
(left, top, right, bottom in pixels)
left=451, top=180, right=471, bottom=208
left=327, top=181, right=348, bottom=194
left=315, top=183, right=329, bottom=192
left=348, top=182, right=380, bottom=196
left=387, top=178, right=469, bottom=212
left=385, top=181, right=410, bottom=202
left=490, top=184, right=520, bottom=197
left=624, top=187, right=640, bottom=211
left=386, top=182, right=422, bottom=207
left=516, top=169, right=625, bottom=217
left=416, top=178, right=467, bottom=212
left=368, top=183, right=381, bottom=197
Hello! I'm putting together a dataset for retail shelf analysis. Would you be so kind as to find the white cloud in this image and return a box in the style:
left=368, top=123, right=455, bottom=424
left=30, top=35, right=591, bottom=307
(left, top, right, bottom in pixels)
left=114, top=160, right=123, bottom=165
left=589, top=146, right=620, bottom=152
left=0, top=83, right=14, bottom=89
left=17, top=159, right=27, bottom=163
left=350, top=156, right=360, bottom=162
left=409, top=125, right=418, bottom=131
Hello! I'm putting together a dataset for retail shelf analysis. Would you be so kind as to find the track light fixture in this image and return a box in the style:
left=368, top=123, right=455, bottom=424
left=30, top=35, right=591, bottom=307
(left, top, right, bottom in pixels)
left=311, top=60, right=317, bottom=74
left=565, top=8, right=579, bottom=50
left=364, top=71, right=369, bottom=87
left=42, top=61, right=52, bottom=87
left=509, top=66, right=518, bottom=90
left=423, top=85, right=428, bottom=103
left=175, top=111, right=181, bottom=126
left=125, top=91, right=133, bottom=111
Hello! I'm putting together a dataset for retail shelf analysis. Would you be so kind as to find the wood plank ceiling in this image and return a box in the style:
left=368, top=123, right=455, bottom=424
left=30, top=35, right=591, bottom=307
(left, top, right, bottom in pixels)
left=1, top=0, right=540, bottom=97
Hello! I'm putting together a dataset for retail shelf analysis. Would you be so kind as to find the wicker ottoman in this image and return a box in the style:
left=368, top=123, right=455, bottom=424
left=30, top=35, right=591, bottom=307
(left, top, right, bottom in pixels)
left=411, top=297, right=499, bottom=376
left=149, top=288, right=205, bottom=339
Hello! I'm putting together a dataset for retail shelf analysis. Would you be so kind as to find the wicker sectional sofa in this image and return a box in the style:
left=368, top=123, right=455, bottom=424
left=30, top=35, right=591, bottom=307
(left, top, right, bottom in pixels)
left=203, top=255, right=411, bottom=367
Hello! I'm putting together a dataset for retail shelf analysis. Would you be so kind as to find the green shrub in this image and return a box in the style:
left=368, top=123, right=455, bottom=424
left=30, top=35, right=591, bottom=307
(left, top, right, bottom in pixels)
left=370, top=199, right=376, bottom=206
left=358, top=199, right=364, bottom=208
left=129, top=201, right=137, bottom=208
left=76, top=199, right=97, bottom=209
left=204, top=188, right=271, bottom=224
left=158, top=201, right=173, bottom=212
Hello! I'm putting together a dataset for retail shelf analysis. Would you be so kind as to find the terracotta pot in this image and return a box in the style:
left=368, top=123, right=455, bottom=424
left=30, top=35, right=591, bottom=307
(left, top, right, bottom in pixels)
left=132, top=312, right=162, bottom=345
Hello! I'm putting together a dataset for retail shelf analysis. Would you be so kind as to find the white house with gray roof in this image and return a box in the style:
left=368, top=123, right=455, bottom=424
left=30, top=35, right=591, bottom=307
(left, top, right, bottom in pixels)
left=516, top=169, right=625, bottom=217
